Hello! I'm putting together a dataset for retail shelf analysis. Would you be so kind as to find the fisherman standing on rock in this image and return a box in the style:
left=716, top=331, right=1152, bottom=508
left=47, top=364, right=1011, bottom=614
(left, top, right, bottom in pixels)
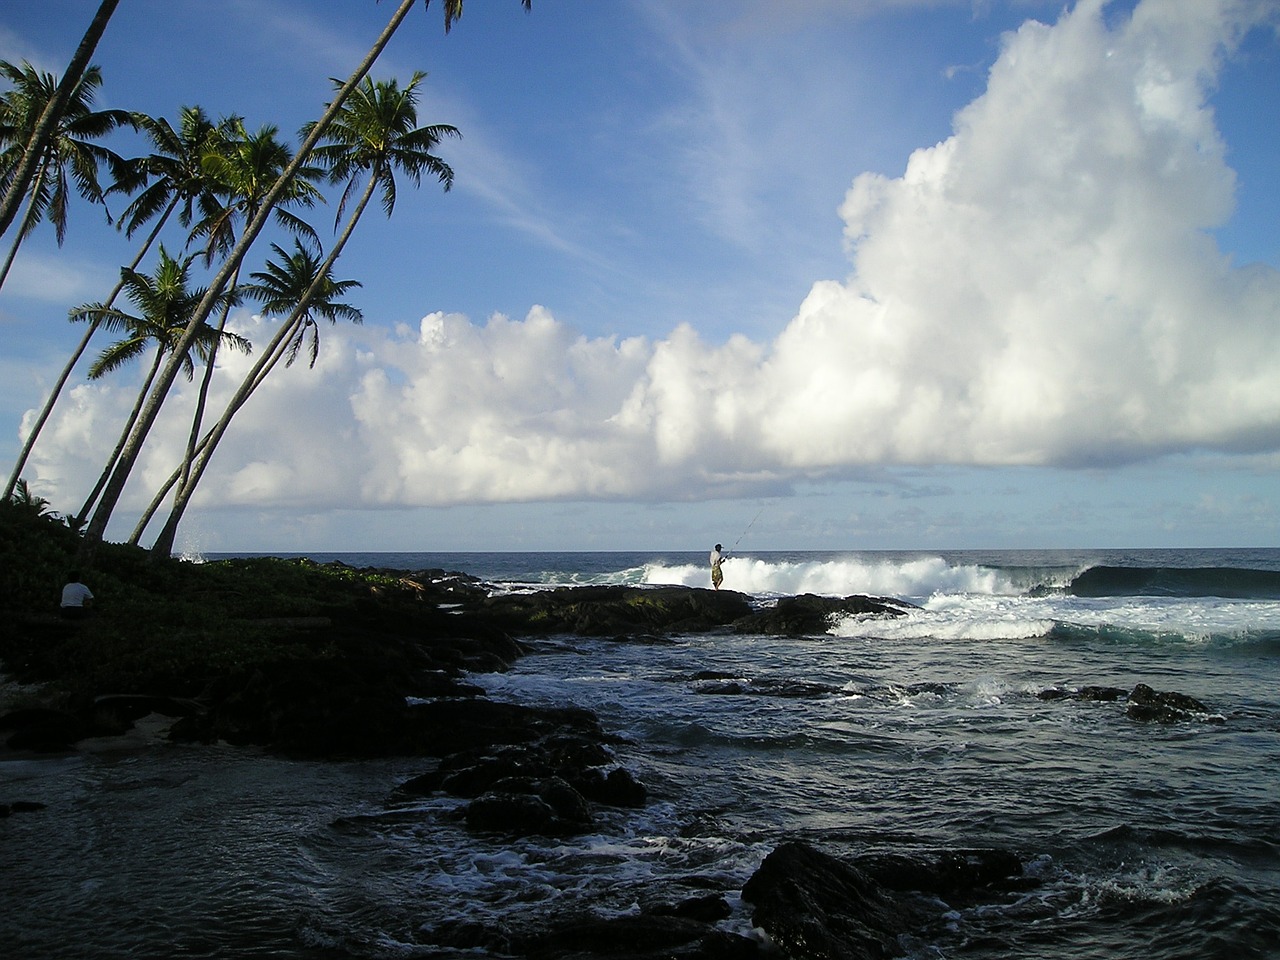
left=710, top=544, right=725, bottom=590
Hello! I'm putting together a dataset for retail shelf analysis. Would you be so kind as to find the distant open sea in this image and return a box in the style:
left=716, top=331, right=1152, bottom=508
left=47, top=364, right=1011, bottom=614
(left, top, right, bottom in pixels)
left=5, top=547, right=1280, bottom=958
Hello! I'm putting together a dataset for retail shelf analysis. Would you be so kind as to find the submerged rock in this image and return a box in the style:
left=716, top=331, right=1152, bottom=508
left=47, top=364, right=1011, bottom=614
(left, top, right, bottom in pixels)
left=732, top=594, right=912, bottom=637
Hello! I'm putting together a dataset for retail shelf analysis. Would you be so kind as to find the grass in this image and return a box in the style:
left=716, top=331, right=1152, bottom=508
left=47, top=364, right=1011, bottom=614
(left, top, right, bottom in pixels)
left=0, top=502, right=410, bottom=705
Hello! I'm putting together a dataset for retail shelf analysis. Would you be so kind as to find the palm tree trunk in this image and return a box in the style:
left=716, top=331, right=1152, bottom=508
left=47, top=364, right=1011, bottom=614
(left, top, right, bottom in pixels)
left=147, top=173, right=380, bottom=555
left=178, top=264, right=241, bottom=491
left=133, top=315, right=301, bottom=547
left=0, top=0, right=120, bottom=247
left=84, top=0, right=418, bottom=550
left=75, top=347, right=165, bottom=524
left=3, top=199, right=177, bottom=502
left=0, top=168, right=44, bottom=292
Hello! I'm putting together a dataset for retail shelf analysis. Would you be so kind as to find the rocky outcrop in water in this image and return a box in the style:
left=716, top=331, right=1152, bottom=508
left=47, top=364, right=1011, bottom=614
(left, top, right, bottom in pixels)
left=395, top=729, right=648, bottom=839
left=487, top=839, right=1028, bottom=960
left=732, top=594, right=913, bottom=636
left=1036, top=682, right=1221, bottom=724
left=472, top=585, right=756, bottom=636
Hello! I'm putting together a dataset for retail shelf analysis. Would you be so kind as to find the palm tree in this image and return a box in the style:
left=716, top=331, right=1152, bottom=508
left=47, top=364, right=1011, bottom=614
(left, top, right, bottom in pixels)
left=310, top=71, right=458, bottom=231
left=141, top=241, right=362, bottom=552
left=174, top=119, right=323, bottom=499
left=2, top=106, right=232, bottom=503
left=115, top=107, right=237, bottom=249
left=0, top=0, right=121, bottom=241
left=0, top=60, right=134, bottom=291
left=144, top=75, right=455, bottom=554
left=83, top=0, right=531, bottom=550
left=70, top=247, right=247, bottom=527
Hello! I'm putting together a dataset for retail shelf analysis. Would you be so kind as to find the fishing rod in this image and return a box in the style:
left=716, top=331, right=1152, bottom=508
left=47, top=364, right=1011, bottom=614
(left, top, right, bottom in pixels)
left=730, top=504, right=766, bottom=552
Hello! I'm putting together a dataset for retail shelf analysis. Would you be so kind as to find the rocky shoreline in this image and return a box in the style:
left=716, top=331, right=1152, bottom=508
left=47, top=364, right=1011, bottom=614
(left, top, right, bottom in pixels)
left=0, top=562, right=1221, bottom=959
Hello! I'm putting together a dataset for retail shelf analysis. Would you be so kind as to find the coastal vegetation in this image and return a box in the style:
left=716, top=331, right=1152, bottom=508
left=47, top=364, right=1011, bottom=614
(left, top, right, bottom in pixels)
left=0, top=0, right=530, bottom=557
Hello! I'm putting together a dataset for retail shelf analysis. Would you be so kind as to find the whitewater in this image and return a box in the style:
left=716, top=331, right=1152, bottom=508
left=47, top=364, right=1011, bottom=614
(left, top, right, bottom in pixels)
left=4, top=548, right=1279, bottom=958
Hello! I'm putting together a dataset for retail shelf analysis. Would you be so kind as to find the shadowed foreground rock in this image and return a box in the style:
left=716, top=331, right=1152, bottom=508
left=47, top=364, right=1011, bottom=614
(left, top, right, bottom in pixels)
left=742, top=841, right=911, bottom=960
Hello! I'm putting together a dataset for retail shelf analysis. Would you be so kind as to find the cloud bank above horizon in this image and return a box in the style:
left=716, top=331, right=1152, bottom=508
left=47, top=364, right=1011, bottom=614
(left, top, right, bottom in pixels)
left=24, top=0, right=1280, bottom=517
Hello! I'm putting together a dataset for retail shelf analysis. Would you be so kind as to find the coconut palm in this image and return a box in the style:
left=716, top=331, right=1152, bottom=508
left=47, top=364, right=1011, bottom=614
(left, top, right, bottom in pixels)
left=2, top=106, right=232, bottom=504
left=0, top=60, right=133, bottom=290
left=144, top=76, right=455, bottom=554
left=83, top=0, right=531, bottom=550
left=0, top=0, right=121, bottom=241
left=310, top=71, right=458, bottom=231
left=141, top=241, right=361, bottom=552
left=70, top=247, right=247, bottom=527
left=172, top=119, right=323, bottom=497
left=115, top=107, right=237, bottom=248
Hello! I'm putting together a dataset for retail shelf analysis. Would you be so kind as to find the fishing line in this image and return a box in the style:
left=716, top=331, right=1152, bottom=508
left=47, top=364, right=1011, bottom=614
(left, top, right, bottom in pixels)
left=731, top=504, right=765, bottom=551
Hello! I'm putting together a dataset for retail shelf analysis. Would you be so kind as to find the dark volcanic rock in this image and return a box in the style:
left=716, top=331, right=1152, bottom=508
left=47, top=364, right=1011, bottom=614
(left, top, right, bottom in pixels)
left=732, top=594, right=911, bottom=636
left=742, top=841, right=910, bottom=960
left=1036, top=685, right=1128, bottom=702
left=477, top=586, right=754, bottom=637
left=853, top=848, right=1026, bottom=905
left=1037, top=682, right=1219, bottom=723
left=465, top=775, right=596, bottom=836
left=1126, top=682, right=1217, bottom=723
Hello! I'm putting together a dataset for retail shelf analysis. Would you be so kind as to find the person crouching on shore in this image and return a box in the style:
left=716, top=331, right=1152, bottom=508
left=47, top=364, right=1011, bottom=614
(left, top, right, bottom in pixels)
left=60, top=571, right=94, bottom=620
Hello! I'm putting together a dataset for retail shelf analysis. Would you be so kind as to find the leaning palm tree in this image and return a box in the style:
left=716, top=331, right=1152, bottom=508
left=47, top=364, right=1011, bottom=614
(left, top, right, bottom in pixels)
left=309, top=71, right=458, bottom=234
left=83, top=0, right=531, bottom=551
left=140, top=240, right=362, bottom=552
left=2, top=106, right=232, bottom=504
left=70, top=247, right=247, bottom=528
left=0, top=60, right=133, bottom=291
left=174, top=119, right=323, bottom=498
left=144, top=75, right=455, bottom=554
left=0, top=0, right=121, bottom=241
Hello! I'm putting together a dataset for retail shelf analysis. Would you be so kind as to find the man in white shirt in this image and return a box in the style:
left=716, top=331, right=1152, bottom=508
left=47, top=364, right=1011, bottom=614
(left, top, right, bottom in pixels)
left=60, top=571, right=94, bottom=620
left=709, top=544, right=724, bottom=590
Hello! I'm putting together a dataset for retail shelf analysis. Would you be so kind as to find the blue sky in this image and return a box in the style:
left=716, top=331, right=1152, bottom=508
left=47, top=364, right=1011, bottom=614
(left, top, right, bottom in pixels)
left=1, top=0, right=1279, bottom=553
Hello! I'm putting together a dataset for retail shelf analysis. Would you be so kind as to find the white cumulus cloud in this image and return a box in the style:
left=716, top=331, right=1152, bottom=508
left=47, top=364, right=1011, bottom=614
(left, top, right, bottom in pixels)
left=22, top=0, right=1280, bottom=520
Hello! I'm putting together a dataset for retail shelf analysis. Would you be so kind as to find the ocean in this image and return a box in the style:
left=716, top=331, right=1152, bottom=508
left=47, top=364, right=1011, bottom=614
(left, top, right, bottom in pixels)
left=3, top=548, right=1279, bottom=958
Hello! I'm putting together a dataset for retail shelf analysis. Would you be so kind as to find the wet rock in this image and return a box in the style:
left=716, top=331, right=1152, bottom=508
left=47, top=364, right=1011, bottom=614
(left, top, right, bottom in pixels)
left=573, top=765, right=648, bottom=807
left=691, top=672, right=847, bottom=699
left=477, top=585, right=755, bottom=637
left=732, top=595, right=911, bottom=637
left=1126, top=682, right=1218, bottom=723
left=742, top=840, right=910, bottom=960
left=1036, top=685, right=1128, bottom=702
left=394, top=736, right=647, bottom=810
left=650, top=894, right=734, bottom=923
left=853, top=848, right=1026, bottom=905
left=90, top=694, right=203, bottom=735
left=465, top=775, right=594, bottom=836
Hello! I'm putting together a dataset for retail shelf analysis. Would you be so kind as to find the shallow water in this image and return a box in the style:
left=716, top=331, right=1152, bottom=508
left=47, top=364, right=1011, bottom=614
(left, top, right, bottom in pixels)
left=5, top=549, right=1280, bottom=958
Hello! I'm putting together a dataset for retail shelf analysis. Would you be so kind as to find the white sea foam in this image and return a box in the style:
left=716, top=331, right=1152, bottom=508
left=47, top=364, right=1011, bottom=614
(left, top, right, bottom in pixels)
left=642, top=555, right=1023, bottom=600
left=830, top=591, right=1280, bottom=645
